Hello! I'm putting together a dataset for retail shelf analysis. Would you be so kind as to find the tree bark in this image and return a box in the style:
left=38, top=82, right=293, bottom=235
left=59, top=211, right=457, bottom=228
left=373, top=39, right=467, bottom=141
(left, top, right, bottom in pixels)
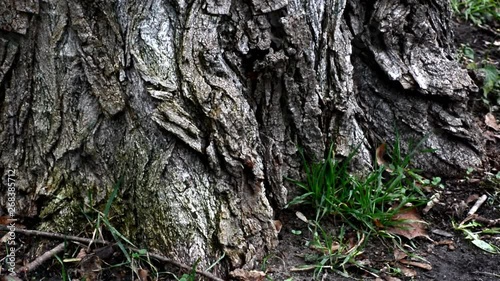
left=0, top=0, right=483, bottom=276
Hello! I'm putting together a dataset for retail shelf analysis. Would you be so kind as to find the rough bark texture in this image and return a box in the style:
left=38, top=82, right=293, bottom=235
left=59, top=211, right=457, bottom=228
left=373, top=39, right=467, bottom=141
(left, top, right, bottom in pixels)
left=0, top=0, right=483, bottom=276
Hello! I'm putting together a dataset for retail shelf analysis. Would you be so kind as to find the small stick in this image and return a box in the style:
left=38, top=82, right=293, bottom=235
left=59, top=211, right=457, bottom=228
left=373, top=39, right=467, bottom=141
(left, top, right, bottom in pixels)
left=423, top=191, right=442, bottom=214
left=18, top=242, right=65, bottom=273
left=0, top=226, right=110, bottom=245
left=472, top=271, right=500, bottom=278
left=140, top=249, right=224, bottom=281
left=0, top=226, right=224, bottom=281
left=467, top=195, right=488, bottom=216
left=462, top=214, right=500, bottom=227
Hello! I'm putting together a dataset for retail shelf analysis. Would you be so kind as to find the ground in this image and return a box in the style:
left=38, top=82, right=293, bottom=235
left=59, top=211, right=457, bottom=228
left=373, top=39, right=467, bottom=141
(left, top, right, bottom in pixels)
left=1, top=15, right=499, bottom=281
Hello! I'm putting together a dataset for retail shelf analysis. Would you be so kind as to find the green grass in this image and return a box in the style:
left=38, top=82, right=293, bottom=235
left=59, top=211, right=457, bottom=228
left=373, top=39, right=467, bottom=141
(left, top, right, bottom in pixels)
left=287, top=136, right=428, bottom=231
left=458, top=44, right=500, bottom=107
left=286, top=135, right=432, bottom=276
left=451, top=0, right=499, bottom=25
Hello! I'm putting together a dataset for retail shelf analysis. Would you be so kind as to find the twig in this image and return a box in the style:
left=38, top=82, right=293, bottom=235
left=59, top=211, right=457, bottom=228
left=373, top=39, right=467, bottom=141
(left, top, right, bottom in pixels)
left=140, top=249, right=224, bottom=281
left=0, top=226, right=110, bottom=245
left=0, top=226, right=224, bottom=281
left=467, top=194, right=487, bottom=216
left=423, top=191, right=441, bottom=214
left=462, top=214, right=500, bottom=227
left=18, top=242, right=66, bottom=273
left=472, top=271, right=500, bottom=278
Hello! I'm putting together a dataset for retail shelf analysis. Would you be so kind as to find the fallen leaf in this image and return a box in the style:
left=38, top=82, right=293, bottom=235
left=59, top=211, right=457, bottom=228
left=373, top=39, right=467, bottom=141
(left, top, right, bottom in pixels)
left=415, top=181, right=433, bottom=193
left=0, top=216, right=16, bottom=225
left=435, top=239, right=454, bottom=246
left=393, top=249, right=407, bottom=261
left=485, top=113, right=500, bottom=131
left=376, top=143, right=394, bottom=172
left=430, top=229, right=454, bottom=238
left=76, top=248, right=87, bottom=260
left=229, top=269, right=266, bottom=281
left=0, top=233, right=9, bottom=243
left=387, top=208, right=429, bottom=240
left=374, top=218, right=384, bottom=228
left=273, top=220, right=282, bottom=233
left=376, top=143, right=388, bottom=166
left=396, top=265, right=417, bottom=277
left=330, top=241, right=341, bottom=252
left=383, top=276, right=401, bottom=281
left=295, top=211, right=309, bottom=224
left=399, top=259, right=432, bottom=270
left=466, top=194, right=480, bottom=204
left=138, top=268, right=149, bottom=281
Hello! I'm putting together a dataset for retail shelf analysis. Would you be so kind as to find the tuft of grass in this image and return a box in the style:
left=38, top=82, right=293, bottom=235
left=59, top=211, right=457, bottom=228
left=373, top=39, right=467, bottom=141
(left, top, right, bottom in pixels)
left=287, top=136, right=428, bottom=231
left=286, top=134, right=432, bottom=275
left=457, top=44, right=500, bottom=107
left=451, top=0, right=499, bottom=25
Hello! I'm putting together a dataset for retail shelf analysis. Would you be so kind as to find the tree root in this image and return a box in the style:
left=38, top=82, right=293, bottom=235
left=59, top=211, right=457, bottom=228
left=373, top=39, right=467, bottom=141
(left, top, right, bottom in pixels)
left=0, top=226, right=224, bottom=281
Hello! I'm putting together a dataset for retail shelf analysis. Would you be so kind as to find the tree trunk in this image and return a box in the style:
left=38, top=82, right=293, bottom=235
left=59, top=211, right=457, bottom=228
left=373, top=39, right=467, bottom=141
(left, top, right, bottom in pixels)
left=0, top=0, right=483, bottom=276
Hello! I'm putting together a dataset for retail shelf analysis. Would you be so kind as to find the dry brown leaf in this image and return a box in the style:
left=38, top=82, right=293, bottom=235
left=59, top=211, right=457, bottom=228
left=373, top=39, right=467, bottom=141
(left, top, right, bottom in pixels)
left=76, top=248, right=87, bottom=260
left=387, top=208, right=429, bottom=240
left=485, top=113, right=500, bottom=131
left=0, top=233, right=9, bottom=243
left=435, top=239, right=454, bottom=246
left=399, top=259, right=432, bottom=270
left=295, top=211, right=309, bottom=224
left=466, top=194, right=480, bottom=204
left=0, top=216, right=16, bottom=226
left=383, top=276, right=401, bottom=281
left=393, top=249, right=407, bottom=261
left=330, top=241, right=341, bottom=252
left=396, top=265, right=417, bottom=277
left=138, top=268, right=149, bottom=281
left=376, top=143, right=387, bottom=165
left=415, top=181, right=433, bottom=193
left=376, top=143, right=394, bottom=172
left=273, top=220, right=282, bottom=233
left=229, top=269, right=266, bottom=281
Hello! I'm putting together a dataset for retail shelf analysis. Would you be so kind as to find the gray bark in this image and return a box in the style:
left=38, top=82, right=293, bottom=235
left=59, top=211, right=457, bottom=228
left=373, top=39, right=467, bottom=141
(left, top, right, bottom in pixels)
left=0, top=0, right=482, bottom=275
